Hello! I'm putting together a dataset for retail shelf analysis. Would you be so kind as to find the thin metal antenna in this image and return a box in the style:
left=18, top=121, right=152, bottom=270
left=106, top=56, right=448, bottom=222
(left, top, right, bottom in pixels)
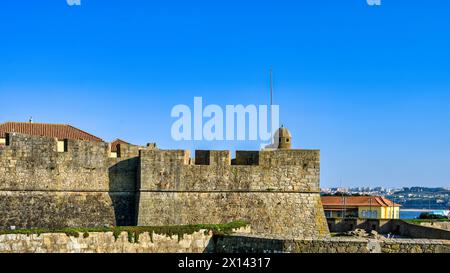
left=270, top=66, right=273, bottom=107
left=270, top=66, right=273, bottom=144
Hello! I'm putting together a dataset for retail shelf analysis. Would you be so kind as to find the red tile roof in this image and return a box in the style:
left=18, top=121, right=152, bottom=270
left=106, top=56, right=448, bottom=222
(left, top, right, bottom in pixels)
left=0, top=122, right=103, bottom=142
left=321, top=196, right=400, bottom=208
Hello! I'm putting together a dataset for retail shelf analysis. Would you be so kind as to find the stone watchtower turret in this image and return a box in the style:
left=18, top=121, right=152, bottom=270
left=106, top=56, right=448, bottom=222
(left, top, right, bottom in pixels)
left=275, top=125, right=292, bottom=149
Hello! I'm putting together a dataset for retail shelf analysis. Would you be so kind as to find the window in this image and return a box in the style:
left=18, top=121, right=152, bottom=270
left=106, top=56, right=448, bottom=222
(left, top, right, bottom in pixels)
left=286, top=138, right=290, bottom=142
left=5, top=133, right=10, bottom=146
left=57, top=139, right=68, bottom=153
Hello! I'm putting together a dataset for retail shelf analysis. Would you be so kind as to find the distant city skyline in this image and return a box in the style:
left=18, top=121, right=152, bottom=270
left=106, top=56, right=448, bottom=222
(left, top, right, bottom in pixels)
left=1, top=1, right=450, bottom=188
left=321, top=186, right=450, bottom=191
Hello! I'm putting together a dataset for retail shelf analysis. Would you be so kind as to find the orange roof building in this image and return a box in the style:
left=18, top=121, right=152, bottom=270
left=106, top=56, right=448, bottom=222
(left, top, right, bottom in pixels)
left=321, top=196, right=400, bottom=219
left=0, top=121, right=103, bottom=142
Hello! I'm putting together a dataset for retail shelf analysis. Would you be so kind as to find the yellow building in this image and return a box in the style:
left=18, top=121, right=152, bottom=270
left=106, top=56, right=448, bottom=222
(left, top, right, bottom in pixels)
left=321, top=196, right=400, bottom=219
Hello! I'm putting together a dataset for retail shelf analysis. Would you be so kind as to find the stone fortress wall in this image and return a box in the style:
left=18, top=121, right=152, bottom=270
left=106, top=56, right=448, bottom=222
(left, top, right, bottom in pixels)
left=0, top=133, right=142, bottom=228
left=0, top=132, right=329, bottom=238
left=138, top=149, right=328, bottom=238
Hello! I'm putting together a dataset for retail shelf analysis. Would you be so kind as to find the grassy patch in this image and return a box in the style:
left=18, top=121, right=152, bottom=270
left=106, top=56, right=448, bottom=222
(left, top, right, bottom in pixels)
left=0, top=221, right=248, bottom=243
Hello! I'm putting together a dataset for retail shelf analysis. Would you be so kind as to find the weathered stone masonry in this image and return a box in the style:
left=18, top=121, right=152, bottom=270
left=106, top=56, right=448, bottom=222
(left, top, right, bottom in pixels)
left=1, top=231, right=449, bottom=253
left=0, top=133, right=329, bottom=238
left=137, top=149, right=329, bottom=238
left=0, top=133, right=141, bottom=228
left=214, top=234, right=450, bottom=253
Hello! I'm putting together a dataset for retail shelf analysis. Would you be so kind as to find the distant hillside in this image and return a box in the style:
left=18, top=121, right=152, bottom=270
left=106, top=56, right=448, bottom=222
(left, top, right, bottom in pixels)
left=388, top=187, right=450, bottom=210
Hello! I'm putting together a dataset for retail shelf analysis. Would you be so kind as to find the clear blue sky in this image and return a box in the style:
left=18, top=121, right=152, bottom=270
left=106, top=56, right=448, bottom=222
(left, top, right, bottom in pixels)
left=1, top=0, right=449, bottom=188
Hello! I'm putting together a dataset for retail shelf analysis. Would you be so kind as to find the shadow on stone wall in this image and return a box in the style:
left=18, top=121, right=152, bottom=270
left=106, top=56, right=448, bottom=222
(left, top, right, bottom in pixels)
left=108, top=157, right=139, bottom=226
left=207, top=235, right=285, bottom=253
left=203, top=235, right=220, bottom=253
left=381, top=220, right=450, bottom=240
left=327, top=218, right=385, bottom=233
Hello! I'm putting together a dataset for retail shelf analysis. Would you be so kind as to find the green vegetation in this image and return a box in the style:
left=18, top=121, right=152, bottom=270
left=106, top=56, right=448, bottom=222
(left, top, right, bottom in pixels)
left=0, top=221, right=248, bottom=243
left=404, top=218, right=450, bottom=224
left=418, top=212, right=448, bottom=220
left=404, top=213, right=450, bottom=224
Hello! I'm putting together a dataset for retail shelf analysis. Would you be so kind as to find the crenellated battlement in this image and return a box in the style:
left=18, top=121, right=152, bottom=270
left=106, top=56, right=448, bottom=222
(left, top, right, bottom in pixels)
left=0, top=133, right=318, bottom=170
left=138, top=148, right=320, bottom=166
left=138, top=148, right=320, bottom=192
left=137, top=147, right=327, bottom=237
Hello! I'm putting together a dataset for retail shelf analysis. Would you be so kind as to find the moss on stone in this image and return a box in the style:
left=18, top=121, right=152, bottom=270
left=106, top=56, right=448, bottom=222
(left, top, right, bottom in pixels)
left=0, top=220, right=249, bottom=244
